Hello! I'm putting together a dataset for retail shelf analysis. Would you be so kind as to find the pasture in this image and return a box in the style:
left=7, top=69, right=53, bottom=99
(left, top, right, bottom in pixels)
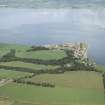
left=0, top=69, right=32, bottom=79
left=16, top=50, right=66, bottom=60
left=0, top=82, right=104, bottom=105
left=24, top=71, right=103, bottom=89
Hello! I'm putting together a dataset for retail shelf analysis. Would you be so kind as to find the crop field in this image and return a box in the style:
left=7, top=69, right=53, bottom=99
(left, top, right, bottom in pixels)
left=24, top=71, right=103, bottom=89
left=0, top=61, right=59, bottom=70
left=0, top=69, right=32, bottom=79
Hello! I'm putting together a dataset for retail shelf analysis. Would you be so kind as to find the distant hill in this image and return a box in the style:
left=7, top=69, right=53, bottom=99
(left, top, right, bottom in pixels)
left=0, top=0, right=105, bottom=8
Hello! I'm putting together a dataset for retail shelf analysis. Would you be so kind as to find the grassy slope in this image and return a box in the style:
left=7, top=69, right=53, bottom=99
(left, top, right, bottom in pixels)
left=25, top=71, right=103, bottom=89
left=0, top=61, right=59, bottom=70
left=0, top=69, right=32, bottom=79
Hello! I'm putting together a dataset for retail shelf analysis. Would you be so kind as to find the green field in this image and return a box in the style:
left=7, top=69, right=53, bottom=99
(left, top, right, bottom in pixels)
left=25, top=71, right=103, bottom=89
left=0, top=82, right=104, bottom=105
left=16, top=50, right=66, bottom=60
left=0, top=61, right=59, bottom=70
left=0, top=44, right=29, bottom=59
left=0, top=69, right=32, bottom=79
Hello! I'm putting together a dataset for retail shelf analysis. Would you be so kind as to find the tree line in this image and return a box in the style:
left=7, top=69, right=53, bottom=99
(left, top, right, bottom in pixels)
left=0, top=65, right=65, bottom=74
left=102, top=73, right=105, bottom=94
left=13, top=79, right=55, bottom=88
left=27, top=46, right=50, bottom=52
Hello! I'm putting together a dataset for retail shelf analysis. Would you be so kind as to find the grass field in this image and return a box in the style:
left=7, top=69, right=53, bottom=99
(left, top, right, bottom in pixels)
left=0, top=69, right=32, bottom=79
left=16, top=50, right=66, bottom=60
left=0, top=61, right=59, bottom=70
left=0, top=82, right=104, bottom=105
left=25, top=71, right=103, bottom=89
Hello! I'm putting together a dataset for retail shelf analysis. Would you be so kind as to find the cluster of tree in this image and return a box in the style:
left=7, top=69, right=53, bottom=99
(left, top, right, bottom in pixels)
left=0, top=55, right=74, bottom=66
left=74, top=59, right=95, bottom=70
left=64, top=49, right=74, bottom=59
left=27, top=46, right=50, bottom=52
left=0, top=57, right=17, bottom=62
left=64, top=49, right=96, bottom=71
left=13, top=79, right=55, bottom=88
left=2, top=49, right=16, bottom=59
left=18, top=57, right=74, bottom=65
